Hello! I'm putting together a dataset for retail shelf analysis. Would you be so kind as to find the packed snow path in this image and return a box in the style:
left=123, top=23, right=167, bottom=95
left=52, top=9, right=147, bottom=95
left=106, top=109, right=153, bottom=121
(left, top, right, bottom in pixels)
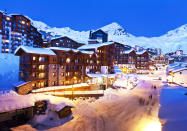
left=12, top=79, right=162, bottom=131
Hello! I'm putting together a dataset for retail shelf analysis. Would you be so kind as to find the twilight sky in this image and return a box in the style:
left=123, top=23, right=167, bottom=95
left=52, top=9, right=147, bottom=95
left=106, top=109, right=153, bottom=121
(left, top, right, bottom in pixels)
left=0, top=0, right=187, bottom=37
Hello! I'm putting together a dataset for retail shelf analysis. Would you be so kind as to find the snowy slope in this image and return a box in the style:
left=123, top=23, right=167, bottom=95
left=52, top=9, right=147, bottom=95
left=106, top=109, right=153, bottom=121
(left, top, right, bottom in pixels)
left=0, top=53, right=19, bottom=91
left=31, top=19, right=187, bottom=54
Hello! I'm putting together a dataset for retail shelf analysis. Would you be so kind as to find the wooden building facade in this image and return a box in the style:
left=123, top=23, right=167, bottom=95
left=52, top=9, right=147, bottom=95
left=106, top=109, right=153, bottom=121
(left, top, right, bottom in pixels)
left=50, top=36, right=85, bottom=49
left=15, top=46, right=98, bottom=93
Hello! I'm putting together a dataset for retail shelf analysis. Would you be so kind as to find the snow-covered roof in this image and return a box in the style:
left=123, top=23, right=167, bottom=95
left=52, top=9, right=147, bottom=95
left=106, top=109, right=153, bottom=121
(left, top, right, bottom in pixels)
left=123, top=49, right=134, bottom=54
left=0, top=93, right=73, bottom=113
left=32, top=83, right=90, bottom=93
left=49, top=47, right=94, bottom=55
left=170, top=66, right=187, bottom=73
left=52, top=36, right=87, bottom=44
left=87, top=73, right=116, bottom=78
left=136, top=50, right=147, bottom=55
left=15, top=46, right=56, bottom=56
left=78, top=42, right=114, bottom=50
left=13, top=81, right=31, bottom=87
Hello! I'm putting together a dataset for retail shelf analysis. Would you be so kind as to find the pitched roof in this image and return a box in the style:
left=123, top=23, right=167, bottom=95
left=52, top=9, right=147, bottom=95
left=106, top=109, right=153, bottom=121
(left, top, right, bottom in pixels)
left=136, top=50, right=148, bottom=55
left=49, top=47, right=94, bottom=55
left=78, top=41, right=114, bottom=50
left=123, top=49, right=135, bottom=54
left=14, top=46, right=56, bottom=56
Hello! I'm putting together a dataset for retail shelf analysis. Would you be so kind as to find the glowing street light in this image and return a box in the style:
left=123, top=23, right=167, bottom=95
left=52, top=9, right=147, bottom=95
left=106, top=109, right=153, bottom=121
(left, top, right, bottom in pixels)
left=135, top=117, right=162, bottom=131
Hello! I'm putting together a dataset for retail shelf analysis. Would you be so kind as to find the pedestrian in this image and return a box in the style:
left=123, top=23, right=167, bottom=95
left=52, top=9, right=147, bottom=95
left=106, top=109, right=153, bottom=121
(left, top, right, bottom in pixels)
left=149, top=94, right=152, bottom=100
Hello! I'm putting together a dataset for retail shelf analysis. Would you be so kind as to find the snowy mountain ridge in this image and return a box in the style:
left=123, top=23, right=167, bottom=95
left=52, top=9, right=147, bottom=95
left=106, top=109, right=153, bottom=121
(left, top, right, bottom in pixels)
left=31, top=19, right=187, bottom=54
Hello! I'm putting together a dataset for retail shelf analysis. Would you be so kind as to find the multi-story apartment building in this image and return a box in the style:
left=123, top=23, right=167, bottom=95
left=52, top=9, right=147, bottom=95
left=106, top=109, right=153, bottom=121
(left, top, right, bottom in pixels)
left=39, top=30, right=53, bottom=47
left=0, top=11, right=42, bottom=53
left=136, top=50, right=150, bottom=73
left=153, top=55, right=168, bottom=66
left=14, top=46, right=98, bottom=94
left=78, top=41, right=119, bottom=74
left=118, top=49, right=137, bottom=73
left=117, top=49, right=150, bottom=73
left=50, top=36, right=85, bottom=49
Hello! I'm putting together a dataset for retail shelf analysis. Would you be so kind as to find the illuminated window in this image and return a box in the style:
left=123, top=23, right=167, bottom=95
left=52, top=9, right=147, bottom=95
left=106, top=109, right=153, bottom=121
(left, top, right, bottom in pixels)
left=33, top=56, right=36, bottom=61
left=39, top=57, right=45, bottom=62
left=97, top=60, right=100, bottom=64
left=52, top=72, right=56, bottom=77
left=40, top=82, right=44, bottom=87
left=20, top=72, right=24, bottom=77
left=6, top=17, right=10, bottom=21
left=39, top=73, right=45, bottom=78
left=33, top=65, right=36, bottom=69
left=5, top=40, right=9, bottom=43
left=21, top=21, right=25, bottom=24
left=5, top=48, right=9, bottom=52
left=32, top=83, right=36, bottom=87
left=39, top=65, right=45, bottom=70
left=66, top=58, right=70, bottom=63
left=32, top=73, right=36, bottom=77
left=52, top=81, right=56, bottom=86
left=53, top=65, right=56, bottom=69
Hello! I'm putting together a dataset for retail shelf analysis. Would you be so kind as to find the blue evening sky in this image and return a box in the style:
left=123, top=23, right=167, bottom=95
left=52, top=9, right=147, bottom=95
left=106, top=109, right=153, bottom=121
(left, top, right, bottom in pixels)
left=0, top=0, right=186, bottom=37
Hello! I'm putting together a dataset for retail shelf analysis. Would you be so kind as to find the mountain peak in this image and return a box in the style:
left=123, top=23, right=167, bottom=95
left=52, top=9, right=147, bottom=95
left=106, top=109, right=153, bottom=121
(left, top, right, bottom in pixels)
left=101, top=22, right=128, bottom=36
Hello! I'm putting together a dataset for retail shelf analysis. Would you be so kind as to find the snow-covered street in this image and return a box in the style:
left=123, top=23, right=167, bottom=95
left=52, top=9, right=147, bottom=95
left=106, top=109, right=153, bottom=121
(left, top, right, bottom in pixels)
left=12, top=74, right=163, bottom=131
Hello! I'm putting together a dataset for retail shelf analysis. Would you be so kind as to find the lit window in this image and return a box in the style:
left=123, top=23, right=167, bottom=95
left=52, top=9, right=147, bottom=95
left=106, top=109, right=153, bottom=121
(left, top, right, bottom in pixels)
left=97, top=60, right=100, bottom=64
left=39, top=57, right=45, bottom=62
left=61, top=73, right=64, bottom=76
left=40, top=82, right=44, bottom=87
left=32, top=73, right=36, bottom=77
left=5, top=48, right=9, bottom=52
left=21, top=21, right=25, bottom=24
left=33, top=56, right=36, bottom=61
left=20, top=73, right=24, bottom=77
left=39, top=73, right=45, bottom=78
left=33, top=65, right=36, bottom=68
left=5, top=40, right=9, bottom=43
left=52, top=82, right=56, bottom=86
left=32, top=83, right=36, bottom=87
left=66, top=58, right=70, bottom=63
left=52, top=73, right=56, bottom=77
left=53, top=65, right=56, bottom=69
left=39, top=65, right=45, bottom=70
left=6, top=17, right=10, bottom=21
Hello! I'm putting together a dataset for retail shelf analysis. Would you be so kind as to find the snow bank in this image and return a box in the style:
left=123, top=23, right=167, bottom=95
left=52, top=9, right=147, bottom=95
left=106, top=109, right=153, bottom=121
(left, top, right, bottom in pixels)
left=0, top=53, right=19, bottom=91
left=0, top=92, right=73, bottom=113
